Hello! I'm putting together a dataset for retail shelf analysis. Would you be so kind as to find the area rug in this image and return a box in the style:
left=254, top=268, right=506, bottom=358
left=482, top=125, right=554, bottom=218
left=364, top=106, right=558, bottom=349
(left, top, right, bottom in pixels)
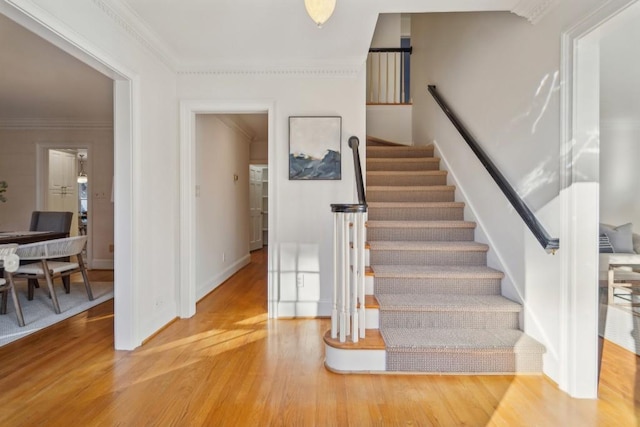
left=0, top=281, right=113, bottom=347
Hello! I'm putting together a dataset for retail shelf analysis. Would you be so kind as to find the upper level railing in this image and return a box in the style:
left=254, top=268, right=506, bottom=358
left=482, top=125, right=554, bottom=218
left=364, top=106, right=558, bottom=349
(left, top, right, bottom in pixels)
left=330, top=136, right=367, bottom=342
left=428, top=85, right=559, bottom=253
left=367, top=47, right=412, bottom=105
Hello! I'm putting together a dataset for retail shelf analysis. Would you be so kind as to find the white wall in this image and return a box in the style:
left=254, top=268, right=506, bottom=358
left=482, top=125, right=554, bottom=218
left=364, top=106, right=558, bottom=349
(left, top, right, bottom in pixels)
left=179, top=70, right=366, bottom=317
left=600, top=121, right=640, bottom=228
left=0, top=127, right=114, bottom=266
left=600, top=4, right=640, bottom=230
left=371, top=14, right=402, bottom=48
left=195, top=115, right=251, bottom=299
left=410, top=1, right=602, bottom=387
left=366, top=105, right=412, bottom=144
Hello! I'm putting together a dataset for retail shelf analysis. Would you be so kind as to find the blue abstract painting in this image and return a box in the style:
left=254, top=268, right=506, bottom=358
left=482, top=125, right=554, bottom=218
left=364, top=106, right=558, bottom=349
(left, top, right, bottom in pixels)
left=289, top=116, right=341, bottom=180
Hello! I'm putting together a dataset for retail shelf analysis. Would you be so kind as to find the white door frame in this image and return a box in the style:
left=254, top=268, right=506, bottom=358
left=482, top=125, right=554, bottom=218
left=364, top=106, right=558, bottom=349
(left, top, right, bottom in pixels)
left=1, top=2, right=139, bottom=349
left=179, top=100, right=275, bottom=318
left=559, top=0, right=639, bottom=398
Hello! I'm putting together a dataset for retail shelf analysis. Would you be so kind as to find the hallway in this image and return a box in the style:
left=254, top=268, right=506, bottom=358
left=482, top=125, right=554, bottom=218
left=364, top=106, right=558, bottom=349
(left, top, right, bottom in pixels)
left=0, top=249, right=637, bottom=425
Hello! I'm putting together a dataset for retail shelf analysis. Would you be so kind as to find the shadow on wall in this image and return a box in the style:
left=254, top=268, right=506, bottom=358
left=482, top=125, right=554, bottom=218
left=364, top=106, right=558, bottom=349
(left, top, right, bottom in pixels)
left=277, top=243, right=321, bottom=317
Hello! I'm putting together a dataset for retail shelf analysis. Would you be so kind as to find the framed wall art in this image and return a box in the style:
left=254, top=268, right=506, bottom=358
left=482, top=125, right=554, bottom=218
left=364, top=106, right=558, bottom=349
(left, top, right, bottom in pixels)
left=289, top=116, right=341, bottom=180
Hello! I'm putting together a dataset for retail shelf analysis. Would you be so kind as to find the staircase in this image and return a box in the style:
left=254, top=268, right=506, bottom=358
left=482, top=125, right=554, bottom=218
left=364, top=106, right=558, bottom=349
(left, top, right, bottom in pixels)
left=324, top=140, right=545, bottom=374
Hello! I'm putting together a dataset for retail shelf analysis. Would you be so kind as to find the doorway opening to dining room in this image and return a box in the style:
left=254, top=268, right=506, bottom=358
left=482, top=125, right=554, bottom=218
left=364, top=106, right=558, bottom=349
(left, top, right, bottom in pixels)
left=0, top=4, right=136, bottom=349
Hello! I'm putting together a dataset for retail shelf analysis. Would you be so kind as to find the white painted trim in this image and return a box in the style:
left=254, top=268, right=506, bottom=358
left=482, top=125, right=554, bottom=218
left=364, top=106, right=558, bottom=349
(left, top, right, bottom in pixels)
left=113, top=78, right=139, bottom=350
left=91, top=0, right=178, bottom=70
left=0, top=118, right=113, bottom=130
left=559, top=0, right=639, bottom=399
left=1, top=0, right=140, bottom=349
left=511, top=0, right=559, bottom=24
left=196, top=255, right=251, bottom=301
left=324, top=345, right=386, bottom=372
left=276, top=301, right=333, bottom=318
left=179, top=99, right=275, bottom=319
left=177, top=67, right=361, bottom=77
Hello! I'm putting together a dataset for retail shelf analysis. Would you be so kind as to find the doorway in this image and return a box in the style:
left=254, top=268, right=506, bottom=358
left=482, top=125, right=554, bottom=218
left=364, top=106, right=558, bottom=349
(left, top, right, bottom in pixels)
left=179, top=101, right=275, bottom=319
left=38, top=147, right=91, bottom=261
left=561, top=0, right=640, bottom=398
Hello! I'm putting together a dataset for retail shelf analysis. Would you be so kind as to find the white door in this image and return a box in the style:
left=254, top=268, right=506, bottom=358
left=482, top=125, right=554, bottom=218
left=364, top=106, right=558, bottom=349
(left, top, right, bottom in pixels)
left=47, top=150, right=78, bottom=236
left=249, top=165, right=263, bottom=251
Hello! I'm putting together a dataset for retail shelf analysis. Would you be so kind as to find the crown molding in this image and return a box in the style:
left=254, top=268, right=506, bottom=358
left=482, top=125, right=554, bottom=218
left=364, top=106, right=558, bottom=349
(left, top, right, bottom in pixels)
left=511, top=0, right=559, bottom=24
left=91, top=0, right=178, bottom=70
left=178, top=66, right=361, bottom=78
left=0, top=118, right=113, bottom=130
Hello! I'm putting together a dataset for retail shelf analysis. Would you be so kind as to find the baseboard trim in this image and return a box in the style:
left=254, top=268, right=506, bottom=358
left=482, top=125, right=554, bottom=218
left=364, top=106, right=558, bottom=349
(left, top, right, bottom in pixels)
left=91, top=259, right=114, bottom=270
left=196, top=254, right=251, bottom=301
left=277, top=300, right=332, bottom=318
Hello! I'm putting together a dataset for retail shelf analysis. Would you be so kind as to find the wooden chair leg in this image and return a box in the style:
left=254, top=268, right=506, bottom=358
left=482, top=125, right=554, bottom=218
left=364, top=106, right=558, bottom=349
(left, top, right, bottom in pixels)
left=63, top=276, right=71, bottom=294
left=7, top=274, right=25, bottom=327
left=42, top=261, right=61, bottom=314
left=1, top=289, right=7, bottom=314
left=77, top=255, right=94, bottom=301
left=27, top=279, right=39, bottom=300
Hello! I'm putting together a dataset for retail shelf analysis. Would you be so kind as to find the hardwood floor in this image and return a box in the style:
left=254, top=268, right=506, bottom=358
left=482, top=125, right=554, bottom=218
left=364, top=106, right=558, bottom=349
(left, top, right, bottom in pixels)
left=0, top=249, right=638, bottom=426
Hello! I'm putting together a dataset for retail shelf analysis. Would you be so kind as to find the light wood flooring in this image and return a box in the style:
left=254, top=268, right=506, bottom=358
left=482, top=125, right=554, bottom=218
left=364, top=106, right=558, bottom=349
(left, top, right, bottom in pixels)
left=0, top=249, right=639, bottom=425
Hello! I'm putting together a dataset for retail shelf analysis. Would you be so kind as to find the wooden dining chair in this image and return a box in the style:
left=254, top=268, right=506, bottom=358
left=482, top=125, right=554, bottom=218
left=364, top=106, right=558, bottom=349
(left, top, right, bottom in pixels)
left=28, top=211, right=74, bottom=295
left=0, top=244, right=25, bottom=327
left=9, top=236, right=93, bottom=314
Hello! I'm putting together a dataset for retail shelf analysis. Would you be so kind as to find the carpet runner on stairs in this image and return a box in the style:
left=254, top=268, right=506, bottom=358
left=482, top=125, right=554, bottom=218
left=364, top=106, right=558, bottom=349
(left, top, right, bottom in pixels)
left=365, top=140, right=545, bottom=374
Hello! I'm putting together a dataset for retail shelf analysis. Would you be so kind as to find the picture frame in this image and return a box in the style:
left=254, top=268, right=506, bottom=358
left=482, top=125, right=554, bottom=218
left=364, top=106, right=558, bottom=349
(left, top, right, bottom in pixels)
left=289, top=116, right=342, bottom=180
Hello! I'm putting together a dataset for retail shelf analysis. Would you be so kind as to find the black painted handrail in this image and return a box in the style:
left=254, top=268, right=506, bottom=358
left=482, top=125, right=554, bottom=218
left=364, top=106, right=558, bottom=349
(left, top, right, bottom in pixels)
left=331, top=136, right=367, bottom=214
left=428, top=85, right=559, bottom=253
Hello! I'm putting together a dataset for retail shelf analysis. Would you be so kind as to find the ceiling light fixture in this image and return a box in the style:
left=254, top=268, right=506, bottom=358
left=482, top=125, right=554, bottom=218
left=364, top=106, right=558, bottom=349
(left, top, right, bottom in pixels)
left=304, top=0, right=336, bottom=28
left=77, top=154, right=88, bottom=184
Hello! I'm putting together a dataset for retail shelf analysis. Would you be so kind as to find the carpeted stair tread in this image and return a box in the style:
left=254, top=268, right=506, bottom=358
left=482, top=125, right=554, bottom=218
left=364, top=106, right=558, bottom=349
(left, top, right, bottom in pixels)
left=368, top=202, right=465, bottom=209
left=367, top=220, right=476, bottom=229
left=376, top=294, right=522, bottom=312
left=381, top=328, right=546, bottom=353
left=367, top=145, right=434, bottom=159
left=367, top=171, right=447, bottom=177
left=368, top=185, right=455, bottom=192
left=371, top=265, right=504, bottom=280
left=367, top=157, right=439, bottom=164
left=369, top=241, right=489, bottom=252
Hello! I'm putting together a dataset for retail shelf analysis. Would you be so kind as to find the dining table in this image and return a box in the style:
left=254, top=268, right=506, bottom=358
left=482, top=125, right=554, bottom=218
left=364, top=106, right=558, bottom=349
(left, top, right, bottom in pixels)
left=0, top=231, right=68, bottom=245
left=0, top=231, right=71, bottom=298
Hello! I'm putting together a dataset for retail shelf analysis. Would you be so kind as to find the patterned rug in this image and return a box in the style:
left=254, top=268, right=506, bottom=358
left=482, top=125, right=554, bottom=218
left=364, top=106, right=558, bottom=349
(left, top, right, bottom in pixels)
left=0, top=280, right=113, bottom=346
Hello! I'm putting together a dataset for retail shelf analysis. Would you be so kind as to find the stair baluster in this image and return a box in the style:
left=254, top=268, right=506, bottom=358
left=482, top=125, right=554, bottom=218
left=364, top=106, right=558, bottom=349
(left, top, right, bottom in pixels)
left=331, top=136, right=367, bottom=343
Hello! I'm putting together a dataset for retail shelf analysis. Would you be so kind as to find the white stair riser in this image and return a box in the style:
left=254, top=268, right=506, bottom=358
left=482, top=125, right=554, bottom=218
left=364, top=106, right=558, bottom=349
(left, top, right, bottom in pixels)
left=325, top=345, right=386, bottom=372
left=366, top=307, right=379, bottom=329
left=365, top=275, right=374, bottom=295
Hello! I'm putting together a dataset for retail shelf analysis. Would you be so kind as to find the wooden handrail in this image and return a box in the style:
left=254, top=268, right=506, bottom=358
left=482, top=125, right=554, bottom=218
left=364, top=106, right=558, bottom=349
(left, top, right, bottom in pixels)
left=428, top=85, right=559, bottom=253
left=331, top=136, right=367, bottom=213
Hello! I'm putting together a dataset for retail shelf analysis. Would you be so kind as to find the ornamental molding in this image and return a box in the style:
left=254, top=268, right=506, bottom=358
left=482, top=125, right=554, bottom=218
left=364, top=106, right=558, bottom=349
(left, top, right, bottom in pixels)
left=511, top=0, right=559, bottom=24
left=177, top=66, right=361, bottom=78
left=91, top=0, right=177, bottom=69
left=0, top=118, right=113, bottom=130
